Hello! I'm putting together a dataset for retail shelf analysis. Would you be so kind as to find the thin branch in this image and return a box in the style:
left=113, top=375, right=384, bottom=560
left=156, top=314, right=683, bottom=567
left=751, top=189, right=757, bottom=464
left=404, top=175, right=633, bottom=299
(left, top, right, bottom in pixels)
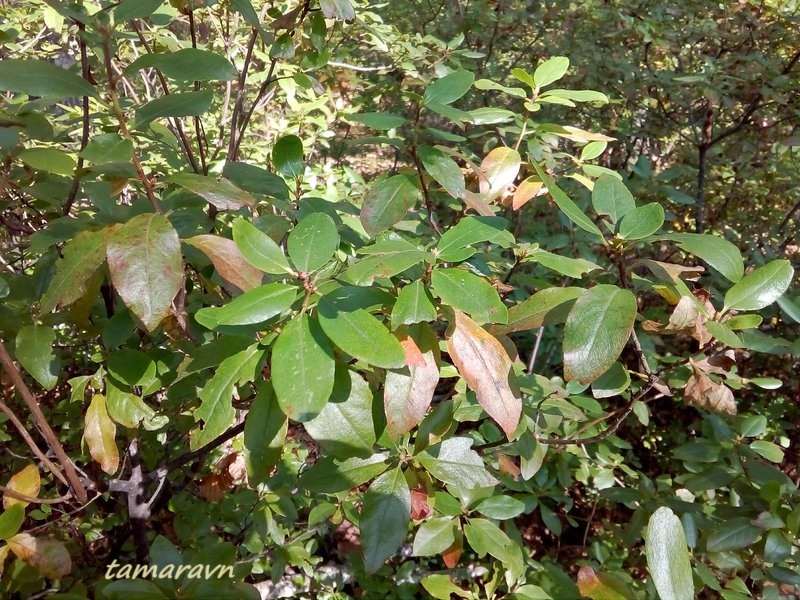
left=63, top=20, right=92, bottom=215
left=0, top=485, right=72, bottom=505
left=0, top=342, right=88, bottom=502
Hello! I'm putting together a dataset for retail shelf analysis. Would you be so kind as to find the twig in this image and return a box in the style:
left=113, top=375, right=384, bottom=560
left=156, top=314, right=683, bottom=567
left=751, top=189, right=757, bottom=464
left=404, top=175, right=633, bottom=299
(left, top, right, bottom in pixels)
left=63, top=20, right=92, bottom=215
left=0, top=485, right=72, bottom=505
left=0, top=342, right=88, bottom=502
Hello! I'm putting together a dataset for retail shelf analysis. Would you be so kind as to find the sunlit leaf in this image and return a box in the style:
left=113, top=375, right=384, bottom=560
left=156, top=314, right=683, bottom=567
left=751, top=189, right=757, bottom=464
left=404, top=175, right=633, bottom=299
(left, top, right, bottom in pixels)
left=83, top=394, right=119, bottom=475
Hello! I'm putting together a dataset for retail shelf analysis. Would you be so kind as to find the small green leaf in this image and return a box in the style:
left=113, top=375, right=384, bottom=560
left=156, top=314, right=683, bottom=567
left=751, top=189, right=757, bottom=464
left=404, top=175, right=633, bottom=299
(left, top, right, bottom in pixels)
left=112, top=0, right=164, bottom=21
left=525, top=248, right=602, bottom=278
left=317, top=294, right=405, bottom=369
left=419, top=145, right=465, bottom=199
left=706, top=517, right=762, bottom=552
left=391, top=281, right=438, bottom=329
left=287, top=213, right=339, bottom=273
left=592, top=175, right=635, bottom=223
left=591, top=362, right=631, bottom=399
left=468, top=107, right=515, bottom=124
left=299, top=453, right=390, bottom=493
left=421, top=574, right=471, bottom=599
left=244, top=382, right=287, bottom=485
left=273, top=135, right=304, bottom=179
left=645, top=507, right=694, bottom=600
left=412, top=517, right=456, bottom=556
left=222, top=161, right=290, bottom=199
left=0, top=505, right=25, bottom=540
left=107, top=349, right=156, bottom=388
left=436, top=216, right=514, bottom=262
left=494, top=287, right=583, bottom=334
left=474, top=495, right=526, bottom=520
left=0, top=59, right=97, bottom=99
left=618, top=202, right=665, bottom=240
left=127, top=48, right=236, bottom=81
left=464, top=518, right=523, bottom=575
left=563, top=285, right=637, bottom=384
left=723, top=260, right=794, bottom=312
left=532, top=162, right=604, bottom=238
left=661, top=233, right=744, bottom=282
left=105, top=378, right=166, bottom=430
left=360, top=174, right=420, bottom=237
left=431, top=268, right=507, bottom=325
left=749, top=440, right=784, bottom=463
left=361, top=467, right=411, bottom=573
left=195, top=283, right=296, bottom=328
left=348, top=112, right=406, bottom=129
left=417, top=437, right=498, bottom=488
left=304, top=368, right=376, bottom=459
left=272, top=314, right=335, bottom=422
left=533, top=56, right=569, bottom=88
left=577, top=566, right=636, bottom=600
left=232, top=218, right=293, bottom=275
left=135, top=89, right=213, bottom=127
left=423, top=70, right=474, bottom=106
left=725, top=314, right=762, bottom=330
left=169, top=174, right=256, bottom=210
left=704, top=321, right=744, bottom=348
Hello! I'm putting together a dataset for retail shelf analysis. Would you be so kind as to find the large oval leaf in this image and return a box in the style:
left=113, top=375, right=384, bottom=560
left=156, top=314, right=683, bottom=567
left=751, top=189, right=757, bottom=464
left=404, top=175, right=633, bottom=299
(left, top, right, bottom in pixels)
left=423, top=70, right=474, bottom=106
left=419, top=145, right=465, bottom=199
left=532, top=162, right=604, bottom=238
left=618, top=202, right=665, bottom=240
left=431, top=268, right=507, bottom=325
left=494, top=287, right=584, bottom=334
left=417, top=437, right=498, bottom=488
left=169, top=174, right=256, bottom=210
left=273, top=134, right=304, bottom=179
left=645, top=507, right=694, bottom=600
left=195, top=283, right=296, bottom=328
left=244, top=382, right=287, bottom=485
left=445, top=310, right=521, bottom=437
left=15, top=325, right=60, bottom=391
left=135, top=89, right=213, bottom=127
left=106, top=213, right=183, bottom=332
left=126, top=48, right=236, bottom=81
left=0, top=59, right=97, bottom=99
left=232, top=218, right=293, bottom=275
left=591, top=174, right=635, bottom=224
left=723, top=260, right=794, bottom=312
left=272, top=314, right=335, bottom=422
left=563, top=284, right=637, bottom=384
left=287, top=213, right=339, bottom=273
left=360, top=174, right=420, bottom=237
left=661, top=233, right=744, bottom=282
left=360, top=467, right=411, bottom=574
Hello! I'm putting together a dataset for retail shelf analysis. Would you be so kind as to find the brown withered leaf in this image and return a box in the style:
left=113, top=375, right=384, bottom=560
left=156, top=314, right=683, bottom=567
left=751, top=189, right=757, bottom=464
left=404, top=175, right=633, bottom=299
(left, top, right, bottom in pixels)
left=385, top=324, right=440, bottom=439
left=635, top=259, right=704, bottom=284
left=3, top=464, right=40, bottom=509
left=446, top=310, right=521, bottom=438
left=410, top=484, right=432, bottom=521
left=694, top=350, right=736, bottom=375
left=186, top=234, right=262, bottom=293
left=684, top=363, right=736, bottom=415
left=665, top=296, right=700, bottom=333
left=497, top=454, right=521, bottom=480
left=83, top=394, right=119, bottom=475
left=7, top=533, right=71, bottom=579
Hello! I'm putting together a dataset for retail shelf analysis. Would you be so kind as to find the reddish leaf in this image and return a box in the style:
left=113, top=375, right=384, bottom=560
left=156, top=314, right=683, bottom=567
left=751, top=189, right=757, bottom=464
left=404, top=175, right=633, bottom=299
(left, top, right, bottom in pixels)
left=186, top=234, right=262, bottom=292
left=441, top=531, right=463, bottom=568
left=106, top=213, right=183, bottom=331
left=445, top=310, right=521, bottom=438
left=396, top=328, right=426, bottom=367
left=410, top=485, right=433, bottom=521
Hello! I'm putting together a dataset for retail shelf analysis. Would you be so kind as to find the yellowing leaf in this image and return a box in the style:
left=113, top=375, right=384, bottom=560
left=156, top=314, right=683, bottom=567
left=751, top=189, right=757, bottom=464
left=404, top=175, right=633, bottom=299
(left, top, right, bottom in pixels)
left=445, top=310, right=521, bottom=437
left=3, top=464, right=40, bottom=509
left=83, top=394, right=119, bottom=475
left=512, top=177, right=544, bottom=210
left=479, top=147, right=520, bottom=202
left=186, top=234, right=262, bottom=292
left=577, top=566, right=636, bottom=600
left=7, top=533, right=71, bottom=579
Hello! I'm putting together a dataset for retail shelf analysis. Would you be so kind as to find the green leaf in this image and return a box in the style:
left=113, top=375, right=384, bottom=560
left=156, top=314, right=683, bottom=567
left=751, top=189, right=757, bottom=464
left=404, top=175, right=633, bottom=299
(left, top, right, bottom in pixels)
left=704, top=321, right=744, bottom=348
left=591, top=362, right=631, bottom=399
left=272, top=314, right=335, bottom=422
left=360, top=174, right=420, bottom=237
left=269, top=33, right=295, bottom=59
left=273, top=135, right=304, bottom=179
left=169, top=174, right=256, bottom=210
left=412, top=517, right=456, bottom=556
left=191, top=343, right=265, bottom=450
left=222, top=161, right=289, bottom=199
left=525, top=248, right=602, bottom=278
left=135, top=89, right=214, bottom=127
left=319, top=0, right=355, bottom=20
left=127, top=48, right=236, bottom=81
left=0, top=59, right=97, bottom=99
left=348, top=112, right=406, bottom=130
left=723, top=260, right=794, bottom=312
left=532, top=162, right=604, bottom=238
left=391, top=281, right=437, bottom=328
left=195, top=283, right=296, bottom=328
left=232, top=218, right=293, bottom=275
left=436, top=216, right=514, bottom=262
left=749, top=440, right=784, bottom=463
left=0, top=505, right=25, bottom=540
left=106, top=214, right=183, bottom=331
left=106, top=378, right=166, bottom=430
left=244, top=382, right=287, bottom=485
left=645, top=507, right=694, bottom=600
left=468, top=107, right=515, bottom=124
left=541, top=88, right=609, bottom=103
left=618, top=202, right=665, bottom=240
left=494, top=287, right=583, bottom=334
left=18, top=148, right=75, bottom=175
left=423, top=70, right=474, bottom=106
left=299, top=453, right=390, bottom=493
left=421, top=575, right=471, bottom=599
left=464, top=518, right=523, bottom=574
left=101, top=580, right=169, bottom=600
left=563, top=285, right=637, bottom=384
left=724, top=314, right=762, bottom=330
left=661, top=233, right=744, bottom=282
left=304, top=368, right=376, bottom=459
left=40, top=229, right=107, bottom=313
left=317, top=294, right=405, bottom=369
left=592, top=175, right=635, bottom=223
left=706, top=517, right=762, bottom=552
left=431, top=268, right=507, bottom=325
left=287, top=213, right=339, bottom=273
left=385, top=324, right=440, bottom=438
left=533, top=56, right=569, bottom=88
left=107, top=349, right=156, bottom=388
left=345, top=236, right=431, bottom=286
left=419, top=145, right=465, bottom=199
left=417, top=437, right=498, bottom=488
left=112, top=0, right=164, bottom=21
left=474, top=495, right=526, bottom=520
left=14, top=326, right=59, bottom=391
left=360, top=467, right=411, bottom=573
